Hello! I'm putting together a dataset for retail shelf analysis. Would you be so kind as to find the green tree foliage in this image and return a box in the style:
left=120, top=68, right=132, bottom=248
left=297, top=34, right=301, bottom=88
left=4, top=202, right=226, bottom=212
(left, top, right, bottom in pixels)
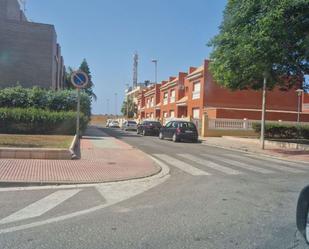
left=208, top=0, right=309, bottom=90
left=64, top=60, right=97, bottom=100
left=0, top=86, right=91, bottom=117
left=79, top=59, right=97, bottom=101
left=121, top=96, right=137, bottom=118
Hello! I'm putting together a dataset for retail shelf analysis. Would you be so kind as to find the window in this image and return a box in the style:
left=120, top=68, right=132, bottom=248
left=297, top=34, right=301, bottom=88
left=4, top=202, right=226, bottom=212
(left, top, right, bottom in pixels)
left=165, top=122, right=173, bottom=128
left=163, top=112, right=168, bottom=118
left=150, top=97, right=154, bottom=107
left=170, top=90, right=175, bottom=103
left=147, top=98, right=150, bottom=108
left=170, top=110, right=175, bottom=118
left=150, top=113, right=154, bottom=118
left=192, top=81, right=201, bottom=100
left=163, top=92, right=168, bottom=105
left=192, top=108, right=200, bottom=119
left=172, top=122, right=178, bottom=128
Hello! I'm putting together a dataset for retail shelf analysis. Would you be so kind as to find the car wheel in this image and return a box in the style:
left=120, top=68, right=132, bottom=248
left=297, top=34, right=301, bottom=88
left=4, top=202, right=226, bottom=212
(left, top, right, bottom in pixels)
left=159, top=132, right=164, bottom=140
left=172, top=133, right=179, bottom=142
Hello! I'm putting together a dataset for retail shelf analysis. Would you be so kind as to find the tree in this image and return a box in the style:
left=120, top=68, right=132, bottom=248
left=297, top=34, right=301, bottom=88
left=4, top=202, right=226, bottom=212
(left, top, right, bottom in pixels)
left=208, top=0, right=309, bottom=148
left=121, top=96, right=137, bottom=118
left=79, top=59, right=97, bottom=101
left=64, top=66, right=74, bottom=90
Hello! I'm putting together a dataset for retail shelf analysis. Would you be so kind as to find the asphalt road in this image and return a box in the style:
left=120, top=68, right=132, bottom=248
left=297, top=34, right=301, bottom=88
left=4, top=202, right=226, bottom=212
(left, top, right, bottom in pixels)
left=0, top=127, right=309, bottom=249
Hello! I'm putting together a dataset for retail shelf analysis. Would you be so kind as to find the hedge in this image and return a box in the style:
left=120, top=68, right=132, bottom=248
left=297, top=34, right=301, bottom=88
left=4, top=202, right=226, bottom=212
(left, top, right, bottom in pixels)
left=0, top=86, right=91, bottom=117
left=252, top=123, right=309, bottom=139
left=0, top=108, right=89, bottom=135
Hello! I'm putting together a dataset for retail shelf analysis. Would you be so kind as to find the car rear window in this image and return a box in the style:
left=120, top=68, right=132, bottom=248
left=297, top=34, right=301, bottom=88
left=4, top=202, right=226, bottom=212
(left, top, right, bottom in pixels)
left=128, top=121, right=137, bottom=124
left=179, top=122, right=196, bottom=129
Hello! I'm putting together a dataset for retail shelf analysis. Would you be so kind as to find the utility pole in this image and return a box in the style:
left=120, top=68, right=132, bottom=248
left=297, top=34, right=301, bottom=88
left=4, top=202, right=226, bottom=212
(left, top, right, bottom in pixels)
left=260, top=76, right=267, bottom=150
left=126, top=84, right=129, bottom=119
left=114, top=93, right=118, bottom=117
left=296, top=89, right=304, bottom=123
left=107, top=99, right=110, bottom=116
left=151, top=59, right=158, bottom=84
left=133, top=53, right=138, bottom=88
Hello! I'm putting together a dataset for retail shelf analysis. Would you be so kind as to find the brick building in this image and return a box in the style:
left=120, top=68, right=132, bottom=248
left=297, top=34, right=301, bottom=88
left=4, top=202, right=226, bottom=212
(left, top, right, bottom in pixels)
left=0, top=0, right=65, bottom=90
left=137, top=59, right=309, bottom=124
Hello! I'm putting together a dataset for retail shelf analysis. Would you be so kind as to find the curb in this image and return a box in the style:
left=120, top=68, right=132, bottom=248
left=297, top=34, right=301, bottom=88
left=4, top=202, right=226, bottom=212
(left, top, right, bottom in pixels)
left=0, top=154, right=164, bottom=188
left=201, top=140, right=309, bottom=165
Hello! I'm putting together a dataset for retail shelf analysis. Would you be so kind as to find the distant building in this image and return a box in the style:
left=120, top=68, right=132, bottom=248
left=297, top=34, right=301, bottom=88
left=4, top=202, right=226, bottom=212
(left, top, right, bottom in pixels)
left=0, top=0, right=65, bottom=90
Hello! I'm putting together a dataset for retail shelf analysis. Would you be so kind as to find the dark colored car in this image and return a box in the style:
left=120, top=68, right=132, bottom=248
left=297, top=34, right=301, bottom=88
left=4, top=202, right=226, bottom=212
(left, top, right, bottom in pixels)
left=159, top=121, right=198, bottom=142
left=137, top=121, right=162, bottom=136
left=296, top=185, right=309, bottom=244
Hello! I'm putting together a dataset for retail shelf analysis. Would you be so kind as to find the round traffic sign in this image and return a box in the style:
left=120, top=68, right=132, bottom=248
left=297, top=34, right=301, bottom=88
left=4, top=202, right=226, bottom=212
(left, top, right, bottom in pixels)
left=71, top=71, right=89, bottom=89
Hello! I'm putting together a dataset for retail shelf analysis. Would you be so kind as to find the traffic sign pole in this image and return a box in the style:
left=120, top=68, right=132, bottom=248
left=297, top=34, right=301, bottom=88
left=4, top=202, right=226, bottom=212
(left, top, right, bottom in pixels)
left=76, top=88, right=81, bottom=137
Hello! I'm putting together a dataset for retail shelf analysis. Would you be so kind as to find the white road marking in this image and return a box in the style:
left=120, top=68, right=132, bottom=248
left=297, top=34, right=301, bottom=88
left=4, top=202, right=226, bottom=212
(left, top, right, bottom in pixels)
left=153, top=154, right=210, bottom=176
left=0, top=157, right=170, bottom=235
left=247, top=154, right=309, bottom=170
left=178, top=154, right=242, bottom=175
left=226, top=154, right=305, bottom=174
left=204, top=154, right=274, bottom=174
left=0, top=189, right=81, bottom=225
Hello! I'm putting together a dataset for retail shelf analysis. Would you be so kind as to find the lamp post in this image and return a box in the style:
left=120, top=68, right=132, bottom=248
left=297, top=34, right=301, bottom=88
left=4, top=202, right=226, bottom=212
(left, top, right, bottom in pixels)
left=296, top=89, right=304, bottom=123
left=296, top=89, right=304, bottom=149
left=126, top=84, right=130, bottom=119
left=151, top=59, right=158, bottom=84
left=114, top=93, right=118, bottom=117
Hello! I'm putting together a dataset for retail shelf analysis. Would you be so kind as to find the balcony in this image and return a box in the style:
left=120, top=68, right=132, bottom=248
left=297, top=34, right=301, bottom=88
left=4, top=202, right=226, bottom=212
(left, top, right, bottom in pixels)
left=192, top=91, right=200, bottom=100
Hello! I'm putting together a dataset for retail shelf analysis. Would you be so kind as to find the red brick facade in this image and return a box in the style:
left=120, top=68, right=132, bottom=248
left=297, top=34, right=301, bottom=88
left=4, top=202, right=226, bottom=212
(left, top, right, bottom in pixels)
left=137, top=59, right=309, bottom=122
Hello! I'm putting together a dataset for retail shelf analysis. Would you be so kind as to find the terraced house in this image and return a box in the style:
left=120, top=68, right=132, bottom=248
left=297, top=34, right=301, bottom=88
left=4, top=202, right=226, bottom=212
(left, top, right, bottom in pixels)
left=137, top=59, right=309, bottom=133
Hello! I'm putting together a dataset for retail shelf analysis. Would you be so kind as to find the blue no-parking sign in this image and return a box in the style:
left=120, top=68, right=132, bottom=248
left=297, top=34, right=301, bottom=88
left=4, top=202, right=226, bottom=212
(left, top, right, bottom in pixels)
left=71, top=71, right=89, bottom=89
left=71, top=70, right=89, bottom=137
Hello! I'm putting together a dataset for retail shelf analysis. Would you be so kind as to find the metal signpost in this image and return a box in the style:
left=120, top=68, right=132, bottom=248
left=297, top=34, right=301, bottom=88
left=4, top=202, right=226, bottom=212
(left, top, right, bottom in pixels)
left=71, top=71, right=89, bottom=137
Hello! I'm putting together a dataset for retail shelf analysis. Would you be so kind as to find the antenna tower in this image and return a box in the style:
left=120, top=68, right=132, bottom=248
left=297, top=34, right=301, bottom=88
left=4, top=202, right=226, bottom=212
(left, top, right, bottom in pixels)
left=133, top=52, right=138, bottom=88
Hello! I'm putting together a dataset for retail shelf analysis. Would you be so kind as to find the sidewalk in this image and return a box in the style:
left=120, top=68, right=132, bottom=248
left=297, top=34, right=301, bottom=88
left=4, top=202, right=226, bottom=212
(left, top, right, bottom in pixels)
left=201, top=136, right=309, bottom=163
left=0, top=126, right=161, bottom=185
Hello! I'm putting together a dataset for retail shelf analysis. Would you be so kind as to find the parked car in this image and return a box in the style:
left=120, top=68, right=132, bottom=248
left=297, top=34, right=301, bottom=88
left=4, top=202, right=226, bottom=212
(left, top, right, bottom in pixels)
left=122, top=120, right=138, bottom=131
left=159, top=121, right=198, bottom=142
left=106, top=119, right=112, bottom=127
left=109, top=120, right=120, bottom=128
left=296, top=185, right=309, bottom=244
left=137, top=121, right=162, bottom=136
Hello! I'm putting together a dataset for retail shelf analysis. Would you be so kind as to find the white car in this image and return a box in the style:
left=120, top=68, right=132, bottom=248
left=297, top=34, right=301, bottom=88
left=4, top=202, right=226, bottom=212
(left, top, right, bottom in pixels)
left=109, top=121, right=120, bottom=128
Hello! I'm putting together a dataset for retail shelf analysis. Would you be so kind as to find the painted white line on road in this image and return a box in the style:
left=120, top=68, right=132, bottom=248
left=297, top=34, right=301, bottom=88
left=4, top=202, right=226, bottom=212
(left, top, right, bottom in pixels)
left=0, top=157, right=170, bottom=235
left=246, top=154, right=309, bottom=170
left=178, top=154, right=242, bottom=175
left=153, top=154, right=211, bottom=176
left=0, top=189, right=81, bottom=225
left=204, top=154, right=275, bottom=174
left=226, top=154, right=305, bottom=174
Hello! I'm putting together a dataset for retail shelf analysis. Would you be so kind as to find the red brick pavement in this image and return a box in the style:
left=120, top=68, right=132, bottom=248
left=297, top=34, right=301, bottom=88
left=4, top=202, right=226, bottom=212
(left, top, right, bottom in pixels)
left=0, top=127, right=161, bottom=184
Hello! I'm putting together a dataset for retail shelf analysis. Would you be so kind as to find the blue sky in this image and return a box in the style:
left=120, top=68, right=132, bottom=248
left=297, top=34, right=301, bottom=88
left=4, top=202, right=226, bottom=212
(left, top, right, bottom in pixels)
left=26, top=0, right=227, bottom=114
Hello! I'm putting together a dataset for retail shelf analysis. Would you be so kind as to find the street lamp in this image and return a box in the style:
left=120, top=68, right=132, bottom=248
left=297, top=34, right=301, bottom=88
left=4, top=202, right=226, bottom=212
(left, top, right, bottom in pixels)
left=114, top=93, right=118, bottom=117
left=296, top=89, right=304, bottom=123
left=151, top=59, right=158, bottom=84
left=125, top=84, right=130, bottom=119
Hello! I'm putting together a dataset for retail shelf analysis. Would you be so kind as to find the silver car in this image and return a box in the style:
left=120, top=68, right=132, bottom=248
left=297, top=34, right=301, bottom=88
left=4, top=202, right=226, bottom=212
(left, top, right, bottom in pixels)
left=122, top=120, right=138, bottom=131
